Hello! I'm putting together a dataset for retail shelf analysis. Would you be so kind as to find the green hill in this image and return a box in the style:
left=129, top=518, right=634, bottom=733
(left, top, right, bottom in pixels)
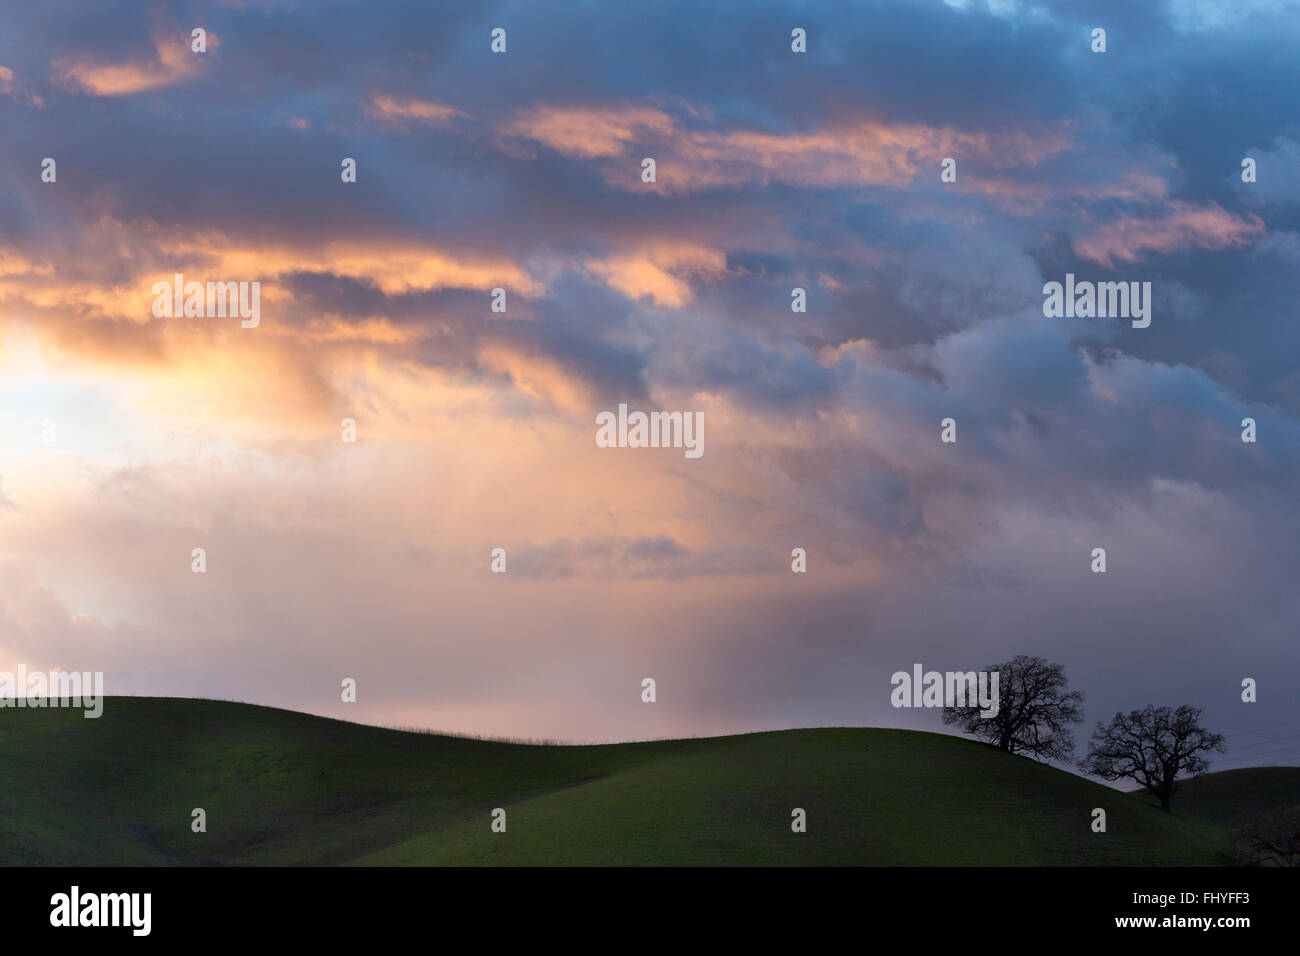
left=1130, top=767, right=1300, bottom=828
left=0, top=697, right=1231, bottom=865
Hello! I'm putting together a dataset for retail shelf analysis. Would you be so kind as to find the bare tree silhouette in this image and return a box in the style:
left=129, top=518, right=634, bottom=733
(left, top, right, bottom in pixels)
left=1080, top=704, right=1225, bottom=812
left=942, top=655, right=1084, bottom=762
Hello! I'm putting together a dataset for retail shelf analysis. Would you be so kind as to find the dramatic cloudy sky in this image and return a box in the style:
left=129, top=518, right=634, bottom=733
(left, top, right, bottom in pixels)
left=1, top=0, right=1297, bottom=765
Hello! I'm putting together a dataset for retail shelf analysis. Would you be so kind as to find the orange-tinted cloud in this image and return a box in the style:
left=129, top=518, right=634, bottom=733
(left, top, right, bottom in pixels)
left=0, top=247, right=53, bottom=279
left=0, top=221, right=550, bottom=431
left=52, top=30, right=219, bottom=96
left=504, top=104, right=676, bottom=159
left=1073, top=201, right=1266, bottom=266
left=504, top=103, right=1073, bottom=194
left=585, top=243, right=727, bottom=307
left=0, top=64, right=44, bottom=106
left=962, top=167, right=1170, bottom=216
left=166, top=235, right=543, bottom=298
left=476, top=343, right=592, bottom=411
left=366, top=92, right=467, bottom=127
left=0, top=224, right=545, bottom=326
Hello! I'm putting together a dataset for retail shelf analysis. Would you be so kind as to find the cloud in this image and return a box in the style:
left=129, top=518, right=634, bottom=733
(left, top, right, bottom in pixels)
left=504, top=104, right=677, bottom=159
left=0, top=247, right=53, bottom=279
left=166, top=235, right=544, bottom=298
left=585, top=243, right=727, bottom=307
left=475, top=343, right=592, bottom=411
left=0, top=559, right=113, bottom=667
left=0, top=63, right=43, bottom=106
left=507, top=534, right=742, bottom=580
left=52, top=30, right=219, bottom=96
left=0, top=0, right=1297, bottom=742
left=505, top=102, right=1073, bottom=194
left=1166, top=0, right=1300, bottom=34
left=1072, top=201, right=1266, bottom=266
left=365, top=92, right=467, bottom=127
left=0, top=224, right=545, bottom=327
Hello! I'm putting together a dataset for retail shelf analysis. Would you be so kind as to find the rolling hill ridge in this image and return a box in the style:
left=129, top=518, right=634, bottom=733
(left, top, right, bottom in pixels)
left=0, top=697, right=1280, bottom=866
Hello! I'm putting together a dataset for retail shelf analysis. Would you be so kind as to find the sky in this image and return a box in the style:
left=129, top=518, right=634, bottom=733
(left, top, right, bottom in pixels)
left=0, top=0, right=1297, bottom=767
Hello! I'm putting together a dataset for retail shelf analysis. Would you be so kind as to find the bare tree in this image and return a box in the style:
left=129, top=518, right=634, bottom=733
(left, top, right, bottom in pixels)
left=1227, top=806, right=1300, bottom=866
left=1079, top=705, right=1225, bottom=812
left=941, top=654, right=1084, bottom=762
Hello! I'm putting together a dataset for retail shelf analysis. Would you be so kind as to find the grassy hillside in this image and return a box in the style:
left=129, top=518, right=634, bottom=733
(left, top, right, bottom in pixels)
left=1131, top=767, right=1300, bottom=828
left=0, top=697, right=1230, bottom=865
